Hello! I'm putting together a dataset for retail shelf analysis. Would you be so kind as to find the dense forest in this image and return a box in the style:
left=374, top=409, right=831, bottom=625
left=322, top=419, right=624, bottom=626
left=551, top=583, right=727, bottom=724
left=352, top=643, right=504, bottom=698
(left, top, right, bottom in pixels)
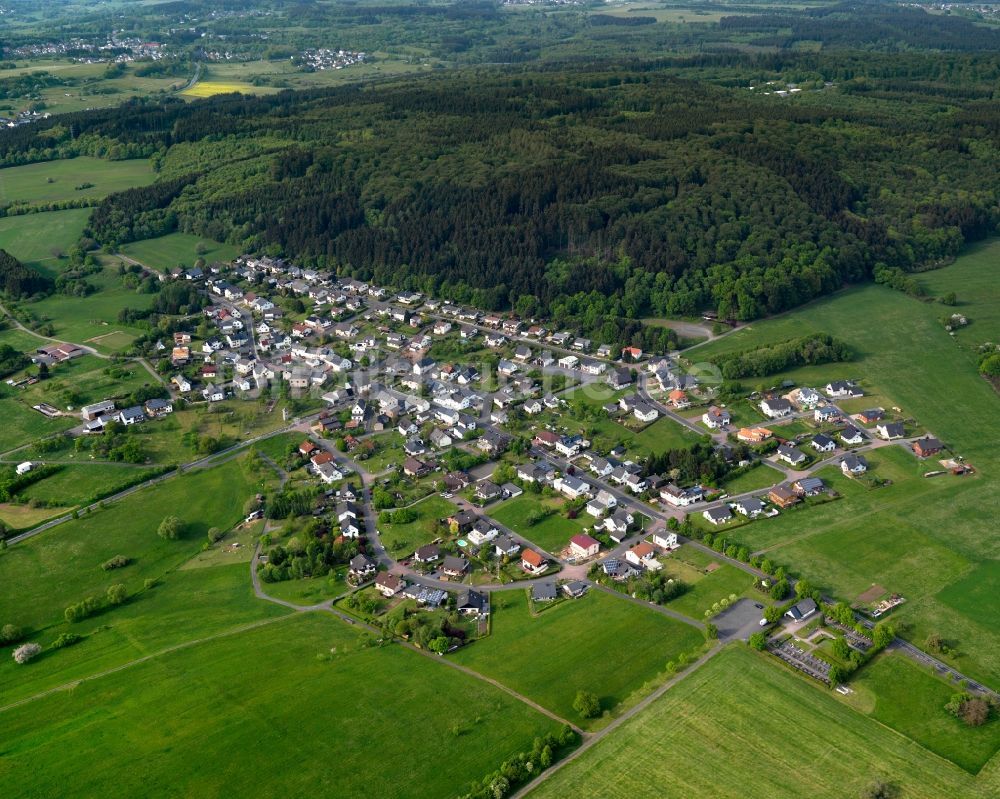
left=0, top=249, right=51, bottom=298
left=2, top=20, right=999, bottom=328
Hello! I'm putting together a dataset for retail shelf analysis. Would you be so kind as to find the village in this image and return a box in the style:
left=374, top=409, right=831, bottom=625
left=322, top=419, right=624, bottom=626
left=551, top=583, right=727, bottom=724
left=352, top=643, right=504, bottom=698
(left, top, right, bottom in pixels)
left=38, top=251, right=974, bottom=681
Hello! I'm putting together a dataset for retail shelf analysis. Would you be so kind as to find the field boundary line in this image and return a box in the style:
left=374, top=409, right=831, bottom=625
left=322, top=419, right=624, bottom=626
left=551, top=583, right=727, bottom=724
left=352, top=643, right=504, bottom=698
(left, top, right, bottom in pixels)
left=0, top=612, right=294, bottom=714
left=509, top=641, right=724, bottom=798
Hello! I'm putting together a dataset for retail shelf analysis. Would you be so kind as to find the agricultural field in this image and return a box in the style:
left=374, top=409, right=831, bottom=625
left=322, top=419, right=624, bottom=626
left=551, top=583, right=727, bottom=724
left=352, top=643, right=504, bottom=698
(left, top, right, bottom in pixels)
left=182, top=80, right=274, bottom=98
left=847, top=654, right=1000, bottom=774
left=0, top=613, right=562, bottom=799
left=453, top=589, right=705, bottom=727
left=0, top=325, right=43, bottom=353
left=120, top=232, right=239, bottom=272
left=528, top=645, right=999, bottom=799
left=16, top=462, right=159, bottom=507
left=0, top=455, right=259, bottom=633
left=490, top=494, right=591, bottom=553
left=0, top=561, right=288, bottom=708
left=377, top=494, right=454, bottom=558
left=0, top=157, right=154, bottom=207
left=688, top=277, right=1000, bottom=688
left=0, top=208, right=91, bottom=277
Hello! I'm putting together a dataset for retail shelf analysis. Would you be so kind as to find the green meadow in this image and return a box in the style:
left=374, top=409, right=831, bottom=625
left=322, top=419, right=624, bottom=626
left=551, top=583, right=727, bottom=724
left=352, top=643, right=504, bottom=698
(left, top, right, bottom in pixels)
left=0, top=456, right=259, bottom=634
left=0, top=157, right=154, bottom=206
left=377, top=494, right=454, bottom=558
left=849, top=654, right=1000, bottom=774
left=121, top=232, right=239, bottom=272
left=528, top=646, right=1000, bottom=799
left=453, top=589, right=704, bottom=727
left=0, top=208, right=91, bottom=277
left=0, top=614, right=561, bottom=799
left=688, top=268, right=1000, bottom=687
left=16, top=463, right=160, bottom=507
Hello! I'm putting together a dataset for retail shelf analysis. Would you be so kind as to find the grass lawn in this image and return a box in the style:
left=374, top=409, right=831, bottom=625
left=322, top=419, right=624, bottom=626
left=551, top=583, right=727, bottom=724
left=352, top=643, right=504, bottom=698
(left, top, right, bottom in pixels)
left=362, top=431, right=406, bottom=473
left=722, top=463, right=782, bottom=494
left=17, top=463, right=159, bottom=507
left=120, top=232, right=239, bottom=272
left=848, top=654, right=1000, bottom=774
left=0, top=613, right=561, bottom=799
left=0, top=157, right=154, bottom=206
left=490, top=494, right=591, bottom=553
left=18, top=358, right=159, bottom=413
left=935, top=560, right=1000, bottom=633
left=0, top=502, right=71, bottom=530
left=0, top=396, right=77, bottom=453
left=0, top=455, right=261, bottom=633
left=0, top=208, right=91, bottom=277
left=262, top=571, right=350, bottom=605
left=920, top=238, right=1000, bottom=345
left=527, top=645, right=996, bottom=799
left=667, top=562, right=757, bottom=620
left=453, top=589, right=705, bottom=727
left=378, top=494, right=455, bottom=558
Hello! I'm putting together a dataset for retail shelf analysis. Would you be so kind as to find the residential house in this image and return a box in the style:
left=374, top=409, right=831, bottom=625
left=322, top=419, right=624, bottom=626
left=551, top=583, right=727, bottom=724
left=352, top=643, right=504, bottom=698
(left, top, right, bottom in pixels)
left=840, top=427, right=866, bottom=446
left=520, top=549, right=548, bottom=575
left=562, top=581, right=588, bottom=598
left=348, top=555, right=376, bottom=580
left=475, top=480, right=502, bottom=503
left=569, top=534, right=601, bottom=559
left=793, top=476, right=826, bottom=496
left=494, top=535, right=521, bottom=558
left=776, top=444, right=808, bottom=467
left=814, top=406, right=841, bottom=424
left=734, top=497, right=767, bottom=518
left=441, top=556, right=469, bottom=578
left=403, top=457, right=429, bottom=477
left=531, top=583, right=558, bottom=602
left=144, top=398, right=173, bottom=418
left=702, top=406, right=731, bottom=429
left=738, top=427, right=773, bottom=444
left=413, top=544, right=440, bottom=563
left=626, top=542, right=662, bottom=571
left=857, top=408, right=885, bottom=425
left=768, top=484, right=800, bottom=508
left=652, top=529, right=679, bottom=550
left=840, top=453, right=869, bottom=476
left=375, top=572, right=406, bottom=598
left=456, top=589, right=488, bottom=616
left=876, top=421, right=905, bottom=440
left=913, top=437, right=943, bottom=458
left=811, top=434, right=837, bottom=453
left=703, top=506, right=733, bottom=526
left=826, top=380, right=862, bottom=399
left=667, top=389, right=690, bottom=409
left=608, top=368, right=632, bottom=390
left=553, top=475, right=592, bottom=500
left=761, top=397, right=794, bottom=419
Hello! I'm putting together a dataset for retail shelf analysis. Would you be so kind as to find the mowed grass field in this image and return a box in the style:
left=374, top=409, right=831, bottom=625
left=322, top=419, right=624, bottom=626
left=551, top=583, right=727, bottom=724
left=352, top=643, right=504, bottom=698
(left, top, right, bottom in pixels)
left=0, top=157, right=154, bottom=206
left=0, top=561, right=289, bottom=707
left=0, top=613, right=562, bottom=799
left=848, top=654, right=1000, bottom=774
left=490, top=495, right=591, bottom=553
left=0, top=455, right=261, bottom=634
left=453, top=589, right=704, bottom=727
left=17, top=463, right=159, bottom=507
left=121, top=231, right=239, bottom=271
left=687, top=274, right=1000, bottom=687
left=0, top=207, right=91, bottom=277
left=920, top=238, right=1000, bottom=344
left=528, top=646, right=1000, bottom=799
